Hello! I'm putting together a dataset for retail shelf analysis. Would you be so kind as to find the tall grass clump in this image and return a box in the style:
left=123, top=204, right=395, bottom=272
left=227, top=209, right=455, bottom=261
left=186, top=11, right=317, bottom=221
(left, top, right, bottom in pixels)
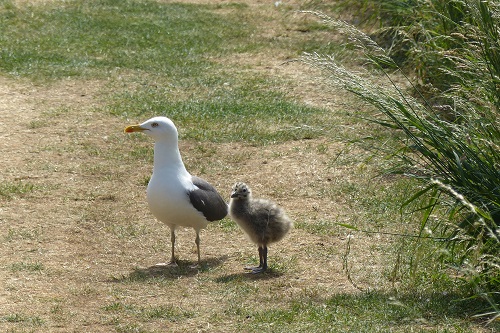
left=336, top=0, right=500, bottom=105
left=300, top=0, right=499, bottom=321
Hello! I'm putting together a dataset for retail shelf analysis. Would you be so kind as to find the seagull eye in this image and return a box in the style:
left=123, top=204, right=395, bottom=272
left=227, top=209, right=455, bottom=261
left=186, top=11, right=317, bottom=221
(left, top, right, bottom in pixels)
left=151, top=122, right=159, bottom=128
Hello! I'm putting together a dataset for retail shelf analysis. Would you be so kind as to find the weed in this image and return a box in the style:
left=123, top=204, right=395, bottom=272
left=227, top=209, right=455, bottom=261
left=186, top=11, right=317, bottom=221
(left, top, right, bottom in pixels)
left=103, top=301, right=193, bottom=322
left=2, top=313, right=44, bottom=326
left=9, top=261, right=44, bottom=273
left=0, top=181, right=35, bottom=200
left=4, top=227, right=43, bottom=242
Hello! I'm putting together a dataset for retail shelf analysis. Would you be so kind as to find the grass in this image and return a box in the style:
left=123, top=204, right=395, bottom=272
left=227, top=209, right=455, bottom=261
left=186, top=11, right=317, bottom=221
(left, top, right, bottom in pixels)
left=4, top=227, right=43, bottom=242
left=0, top=0, right=334, bottom=144
left=1, top=314, right=44, bottom=326
left=9, top=261, right=44, bottom=272
left=0, top=181, right=36, bottom=200
left=300, top=0, right=500, bottom=323
left=244, top=291, right=490, bottom=333
left=0, top=0, right=498, bottom=332
left=108, top=80, right=329, bottom=143
left=97, top=283, right=495, bottom=332
left=0, top=0, right=255, bottom=81
left=103, top=302, right=194, bottom=322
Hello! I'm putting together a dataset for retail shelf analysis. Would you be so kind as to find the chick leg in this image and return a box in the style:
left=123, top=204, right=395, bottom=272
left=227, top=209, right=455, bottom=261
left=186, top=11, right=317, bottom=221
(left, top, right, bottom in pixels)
left=245, top=245, right=263, bottom=271
left=250, top=246, right=267, bottom=274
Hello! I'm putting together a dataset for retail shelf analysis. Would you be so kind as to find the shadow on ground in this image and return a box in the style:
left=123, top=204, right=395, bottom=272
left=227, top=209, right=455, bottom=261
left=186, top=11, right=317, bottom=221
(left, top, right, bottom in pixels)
left=214, top=268, right=284, bottom=283
left=110, top=255, right=228, bottom=282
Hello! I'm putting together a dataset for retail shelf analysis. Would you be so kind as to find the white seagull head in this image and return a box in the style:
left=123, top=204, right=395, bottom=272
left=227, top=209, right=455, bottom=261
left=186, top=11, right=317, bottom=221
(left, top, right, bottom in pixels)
left=124, top=116, right=178, bottom=142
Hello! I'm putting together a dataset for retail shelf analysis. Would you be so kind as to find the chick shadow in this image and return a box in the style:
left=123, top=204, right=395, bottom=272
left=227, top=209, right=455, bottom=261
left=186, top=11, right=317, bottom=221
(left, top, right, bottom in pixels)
left=215, top=267, right=284, bottom=283
left=110, top=255, right=228, bottom=283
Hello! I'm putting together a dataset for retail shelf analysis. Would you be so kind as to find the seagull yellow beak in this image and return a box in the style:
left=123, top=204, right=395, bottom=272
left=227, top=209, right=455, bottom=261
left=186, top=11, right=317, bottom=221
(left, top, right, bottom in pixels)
left=124, top=124, right=146, bottom=133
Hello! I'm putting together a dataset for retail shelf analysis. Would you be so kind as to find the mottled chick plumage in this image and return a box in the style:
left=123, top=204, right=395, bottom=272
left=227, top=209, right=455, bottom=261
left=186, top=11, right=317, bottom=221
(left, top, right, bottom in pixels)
left=228, top=182, right=293, bottom=273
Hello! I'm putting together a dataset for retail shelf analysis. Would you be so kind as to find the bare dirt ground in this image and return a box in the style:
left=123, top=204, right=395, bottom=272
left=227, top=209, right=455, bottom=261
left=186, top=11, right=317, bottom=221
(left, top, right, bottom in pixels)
left=0, top=1, right=492, bottom=332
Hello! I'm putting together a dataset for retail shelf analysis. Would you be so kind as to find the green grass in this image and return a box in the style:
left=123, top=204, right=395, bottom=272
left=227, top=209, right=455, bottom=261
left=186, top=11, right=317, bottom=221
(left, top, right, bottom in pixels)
left=0, top=0, right=254, bottom=81
left=9, top=261, right=44, bottom=273
left=1, top=313, right=44, bottom=326
left=215, top=218, right=240, bottom=233
left=0, top=181, right=36, bottom=199
left=110, top=79, right=328, bottom=143
left=0, top=0, right=332, bottom=144
left=295, top=219, right=340, bottom=236
left=243, top=291, right=489, bottom=333
left=300, top=2, right=500, bottom=322
left=103, top=274, right=493, bottom=332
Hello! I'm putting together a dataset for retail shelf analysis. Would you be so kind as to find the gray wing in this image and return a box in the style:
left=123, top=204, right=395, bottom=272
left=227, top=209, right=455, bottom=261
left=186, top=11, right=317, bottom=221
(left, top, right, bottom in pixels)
left=188, top=176, right=228, bottom=221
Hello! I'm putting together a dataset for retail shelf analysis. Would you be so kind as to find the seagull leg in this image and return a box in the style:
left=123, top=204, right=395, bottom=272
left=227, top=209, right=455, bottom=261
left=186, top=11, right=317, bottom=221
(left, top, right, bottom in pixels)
left=155, top=228, right=177, bottom=267
left=169, top=229, right=177, bottom=265
left=194, top=230, right=201, bottom=267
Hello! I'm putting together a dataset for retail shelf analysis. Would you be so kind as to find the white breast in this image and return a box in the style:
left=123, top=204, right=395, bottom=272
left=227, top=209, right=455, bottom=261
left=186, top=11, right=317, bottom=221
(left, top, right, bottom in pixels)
left=146, top=169, right=208, bottom=230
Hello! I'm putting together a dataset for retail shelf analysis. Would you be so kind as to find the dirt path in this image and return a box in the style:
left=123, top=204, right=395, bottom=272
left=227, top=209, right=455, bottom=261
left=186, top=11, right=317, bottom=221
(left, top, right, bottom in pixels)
left=0, top=78, right=38, bottom=179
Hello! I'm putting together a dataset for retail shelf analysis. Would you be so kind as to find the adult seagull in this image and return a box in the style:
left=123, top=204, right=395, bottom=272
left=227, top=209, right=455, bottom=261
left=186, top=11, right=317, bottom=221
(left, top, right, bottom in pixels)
left=124, top=116, right=228, bottom=266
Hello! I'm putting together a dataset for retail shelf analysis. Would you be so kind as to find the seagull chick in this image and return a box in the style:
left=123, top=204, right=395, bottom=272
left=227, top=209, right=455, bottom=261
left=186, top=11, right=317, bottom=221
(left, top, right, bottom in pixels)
left=125, top=116, right=227, bottom=266
left=228, top=182, right=293, bottom=273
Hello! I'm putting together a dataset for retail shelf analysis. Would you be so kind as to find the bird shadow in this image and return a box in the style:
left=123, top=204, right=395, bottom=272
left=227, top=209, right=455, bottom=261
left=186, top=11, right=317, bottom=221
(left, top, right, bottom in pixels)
left=214, top=268, right=284, bottom=283
left=110, top=256, right=228, bottom=283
